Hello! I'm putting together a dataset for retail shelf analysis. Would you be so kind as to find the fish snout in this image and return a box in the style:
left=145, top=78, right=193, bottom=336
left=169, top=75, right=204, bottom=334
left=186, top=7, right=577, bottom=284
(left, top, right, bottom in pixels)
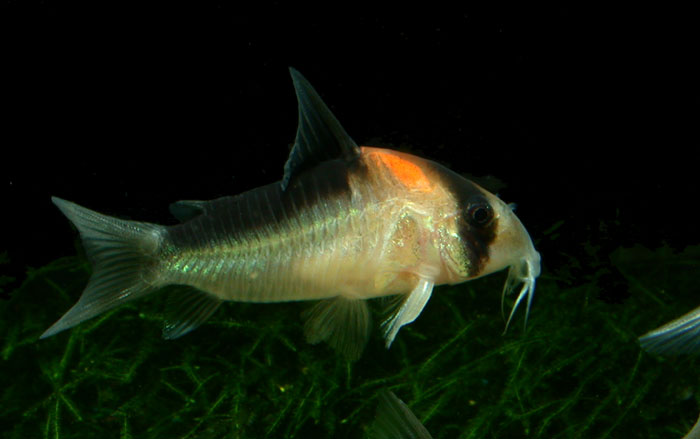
left=485, top=201, right=541, bottom=330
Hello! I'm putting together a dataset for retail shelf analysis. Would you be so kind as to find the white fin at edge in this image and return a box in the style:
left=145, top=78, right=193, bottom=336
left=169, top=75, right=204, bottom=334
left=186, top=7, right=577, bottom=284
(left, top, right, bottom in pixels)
left=382, top=278, right=435, bottom=348
left=638, top=304, right=700, bottom=355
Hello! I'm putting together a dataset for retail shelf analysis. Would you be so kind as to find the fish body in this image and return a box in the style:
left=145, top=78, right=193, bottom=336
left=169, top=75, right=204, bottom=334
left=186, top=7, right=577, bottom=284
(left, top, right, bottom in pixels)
left=42, top=69, right=540, bottom=359
left=163, top=146, right=519, bottom=302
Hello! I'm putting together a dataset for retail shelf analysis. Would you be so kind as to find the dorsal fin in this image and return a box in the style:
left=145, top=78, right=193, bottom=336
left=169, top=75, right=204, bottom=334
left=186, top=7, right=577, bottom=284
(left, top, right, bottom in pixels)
left=282, top=68, right=361, bottom=190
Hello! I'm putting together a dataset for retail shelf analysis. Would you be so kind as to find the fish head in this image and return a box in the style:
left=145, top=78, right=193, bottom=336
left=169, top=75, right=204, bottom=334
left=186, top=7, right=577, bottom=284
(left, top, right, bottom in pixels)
left=437, top=170, right=541, bottom=330
left=483, top=191, right=541, bottom=330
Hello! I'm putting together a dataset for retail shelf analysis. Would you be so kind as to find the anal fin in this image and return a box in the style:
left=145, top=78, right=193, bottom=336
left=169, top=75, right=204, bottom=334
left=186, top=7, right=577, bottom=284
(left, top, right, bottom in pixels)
left=382, top=277, right=435, bottom=348
left=162, top=286, right=223, bottom=339
left=302, top=296, right=371, bottom=361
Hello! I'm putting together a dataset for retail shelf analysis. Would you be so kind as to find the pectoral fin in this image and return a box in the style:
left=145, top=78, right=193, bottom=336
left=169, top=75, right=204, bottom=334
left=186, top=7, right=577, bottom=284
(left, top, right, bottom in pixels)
left=638, top=304, right=700, bottom=355
left=302, top=296, right=371, bottom=361
left=382, top=277, right=435, bottom=348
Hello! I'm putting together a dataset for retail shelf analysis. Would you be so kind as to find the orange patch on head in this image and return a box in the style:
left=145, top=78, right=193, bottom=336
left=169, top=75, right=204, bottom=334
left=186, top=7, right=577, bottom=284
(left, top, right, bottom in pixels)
left=371, top=151, right=432, bottom=192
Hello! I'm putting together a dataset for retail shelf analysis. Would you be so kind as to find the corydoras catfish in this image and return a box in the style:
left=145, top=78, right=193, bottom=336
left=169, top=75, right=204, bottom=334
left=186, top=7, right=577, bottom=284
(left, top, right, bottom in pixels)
left=41, top=68, right=541, bottom=360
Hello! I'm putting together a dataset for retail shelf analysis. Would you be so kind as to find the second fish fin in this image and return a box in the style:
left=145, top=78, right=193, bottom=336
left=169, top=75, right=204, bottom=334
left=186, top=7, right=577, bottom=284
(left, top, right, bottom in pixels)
left=162, top=286, right=223, bottom=339
left=169, top=200, right=209, bottom=222
left=382, top=277, right=435, bottom=348
left=638, top=304, right=700, bottom=354
left=370, top=389, right=434, bottom=439
left=302, top=296, right=371, bottom=361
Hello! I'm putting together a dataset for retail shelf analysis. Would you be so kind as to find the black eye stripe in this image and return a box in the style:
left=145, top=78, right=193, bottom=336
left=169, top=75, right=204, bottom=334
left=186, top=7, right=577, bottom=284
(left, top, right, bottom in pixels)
left=428, top=160, right=499, bottom=276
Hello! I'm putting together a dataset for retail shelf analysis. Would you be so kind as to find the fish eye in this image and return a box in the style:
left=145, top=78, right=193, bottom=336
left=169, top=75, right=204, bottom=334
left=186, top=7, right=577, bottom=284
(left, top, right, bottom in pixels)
left=467, top=201, right=493, bottom=226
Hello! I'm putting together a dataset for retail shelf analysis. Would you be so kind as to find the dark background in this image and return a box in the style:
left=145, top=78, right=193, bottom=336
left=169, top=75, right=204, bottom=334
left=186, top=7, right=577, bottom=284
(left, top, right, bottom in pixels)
left=2, top=3, right=698, bottom=297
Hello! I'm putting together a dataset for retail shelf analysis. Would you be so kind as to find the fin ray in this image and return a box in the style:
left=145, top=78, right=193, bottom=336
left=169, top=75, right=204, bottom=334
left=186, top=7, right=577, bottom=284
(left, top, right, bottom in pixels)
left=162, top=286, right=223, bottom=339
left=302, top=296, right=371, bottom=361
left=41, top=197, right=165, bottom=338
left=639, top=305, right=700, bottom=354
left=282, top=68, right=361, bottom=190
left=382, top=277, right=435, bottom=348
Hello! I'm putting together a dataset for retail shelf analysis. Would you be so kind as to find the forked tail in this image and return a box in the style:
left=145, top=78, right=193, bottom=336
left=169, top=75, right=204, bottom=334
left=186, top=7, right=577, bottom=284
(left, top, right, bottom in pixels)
left=41, top=197, right=166, bottom=338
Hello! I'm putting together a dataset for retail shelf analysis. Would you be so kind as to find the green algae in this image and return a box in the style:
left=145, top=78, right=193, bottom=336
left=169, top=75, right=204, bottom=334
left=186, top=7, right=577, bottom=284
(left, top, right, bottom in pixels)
left=1, top=239, right=699, bottom=438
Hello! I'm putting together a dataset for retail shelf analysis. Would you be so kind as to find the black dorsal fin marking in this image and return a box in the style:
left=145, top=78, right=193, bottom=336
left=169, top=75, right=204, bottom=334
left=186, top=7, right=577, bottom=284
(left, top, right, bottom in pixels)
left=282, top=68, right=361, bottom=191
left=169, top=200, right=209, bottom=222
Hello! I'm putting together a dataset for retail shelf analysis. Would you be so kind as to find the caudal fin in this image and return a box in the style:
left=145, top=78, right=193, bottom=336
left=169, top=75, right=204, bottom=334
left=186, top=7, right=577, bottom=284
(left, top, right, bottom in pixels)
left=41, top=197, right=166, bottom=338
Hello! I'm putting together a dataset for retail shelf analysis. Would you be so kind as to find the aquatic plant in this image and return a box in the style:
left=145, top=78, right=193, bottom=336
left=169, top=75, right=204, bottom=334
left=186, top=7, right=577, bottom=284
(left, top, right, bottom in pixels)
left=1, top=230, right=698, bottom=438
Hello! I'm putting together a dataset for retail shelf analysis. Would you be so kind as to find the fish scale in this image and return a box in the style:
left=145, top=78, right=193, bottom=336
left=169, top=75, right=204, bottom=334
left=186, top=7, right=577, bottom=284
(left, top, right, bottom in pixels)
left=162, top=178, right=363, bottom=303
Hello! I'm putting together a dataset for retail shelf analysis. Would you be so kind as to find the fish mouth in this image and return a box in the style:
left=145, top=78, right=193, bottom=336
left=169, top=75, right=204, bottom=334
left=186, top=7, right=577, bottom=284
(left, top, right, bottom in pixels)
left=483, top=198, right=541, bottom=332
left=501, top=249, right=541, bottom=333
